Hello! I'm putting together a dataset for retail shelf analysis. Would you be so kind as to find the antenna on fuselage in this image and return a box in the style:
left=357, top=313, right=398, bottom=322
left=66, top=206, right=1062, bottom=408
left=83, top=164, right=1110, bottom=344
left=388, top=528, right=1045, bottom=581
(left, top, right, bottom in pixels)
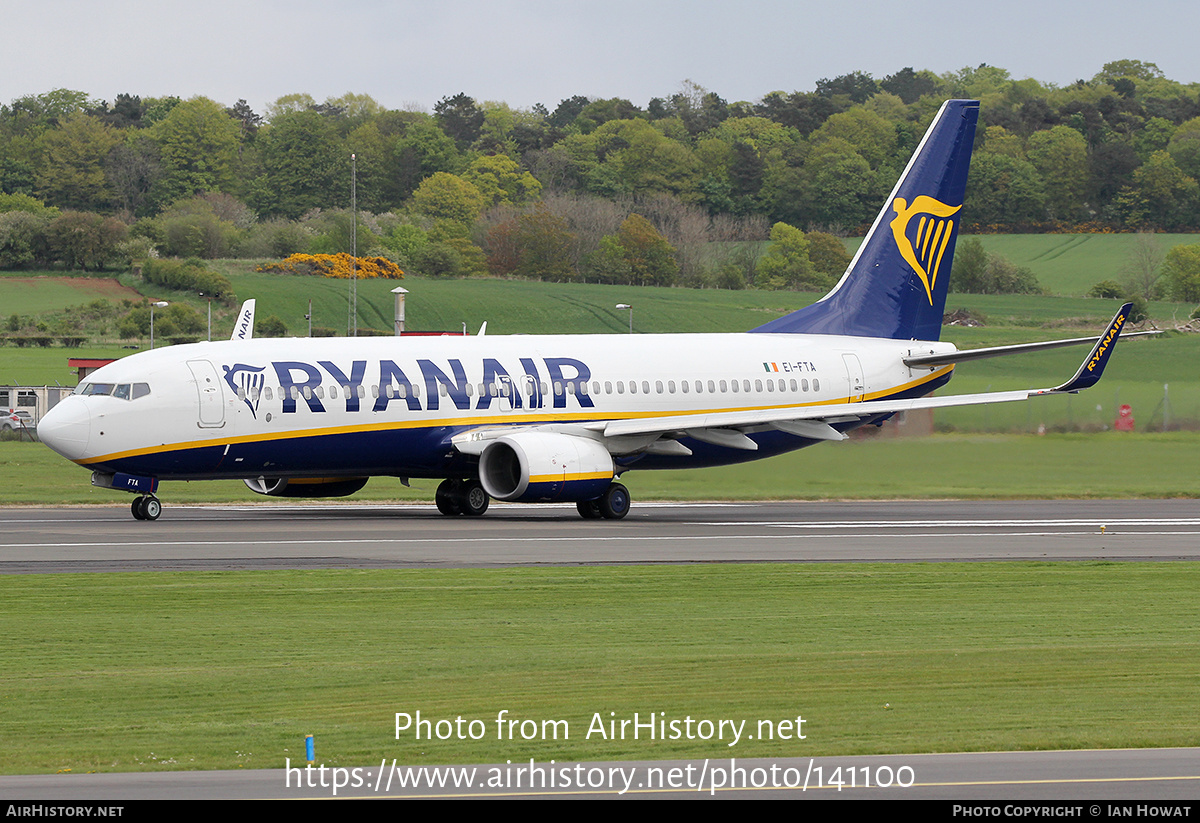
left=231, top=299, right=256, bottom=341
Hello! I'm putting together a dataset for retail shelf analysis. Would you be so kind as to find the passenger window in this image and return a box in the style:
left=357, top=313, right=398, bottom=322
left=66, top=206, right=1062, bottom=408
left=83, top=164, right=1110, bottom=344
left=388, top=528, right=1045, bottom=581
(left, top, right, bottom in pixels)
left=314, top=386, right=324, bottom=399
left=754, top=380, right=763, bottom=392
left=629, top=381, right=637, bottom=394
left=642, top=381, right=650, bottom=394
left=695, top=380, right=703, bottom=393
left=265, top=387, right=274, bottom=400
left=604, top=381, right=612, bottom=394
left=668, top=381, right=676, bottom=393
left=655, top=380, right=663, bottom=394
left=813, top=379, right=820, bottom=392
left=743, top=379, right=751, bottom=392
left=719, top=380, right=727, bottom=392
left=617, top=381, right=625, bottom=394
left=802, top=379, right=809, bottom=392
left=731, top=380, right=738, bottom=393
left=681, top=381, right=689, bottom=394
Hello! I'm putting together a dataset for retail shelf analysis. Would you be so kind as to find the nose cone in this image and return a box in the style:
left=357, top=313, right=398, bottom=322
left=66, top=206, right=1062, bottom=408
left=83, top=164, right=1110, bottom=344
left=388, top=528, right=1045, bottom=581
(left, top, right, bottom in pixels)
left=39, top=397, right=91, bottom=461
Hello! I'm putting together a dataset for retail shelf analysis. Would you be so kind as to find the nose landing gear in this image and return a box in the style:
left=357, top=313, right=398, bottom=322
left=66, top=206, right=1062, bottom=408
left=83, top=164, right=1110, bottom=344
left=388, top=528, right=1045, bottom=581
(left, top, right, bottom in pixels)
left=131, top=496, right=162, bottom=521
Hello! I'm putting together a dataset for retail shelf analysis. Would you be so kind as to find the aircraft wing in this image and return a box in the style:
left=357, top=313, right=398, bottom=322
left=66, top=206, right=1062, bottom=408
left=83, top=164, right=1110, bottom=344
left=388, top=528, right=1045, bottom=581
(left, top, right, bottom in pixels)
left=453, top=304, right=1133, bottom=457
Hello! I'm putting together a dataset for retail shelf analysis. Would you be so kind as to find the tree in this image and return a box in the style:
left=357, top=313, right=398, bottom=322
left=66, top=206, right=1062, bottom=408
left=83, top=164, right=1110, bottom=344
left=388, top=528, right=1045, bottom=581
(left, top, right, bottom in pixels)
left=1161, top=243, right=1200, bottom=302
left=150, top=97, right=241, bottom=205
left=254, top=109, right=346, bottom=218
left=1025, top=126, right=1089, bottom=219
left=880, top=67, right=940, bottom=104
left=806, top=231, right=851, bottom=280
left=486, top=203, right=575, bottom=281
left=950, top=237, right=988, bottom=292
left=757, top=222, right=823, bottom=290
left=106, top=133, right=162, bottom=216
left=409, top=172, right=486, bottom=225
left=462, top=154, right=542, bottom=208
left=35, top=113, right=121, bottom=211
left=615, top=213, right=677, bottom=286
left=965, top=153, right=1047, bottom=225
left=584, top=213, right=677, bottom=286
left=1120, top=232, right=1165, bottom=299
left=44, top=211, right=127, bottom=270
left=815, top=71, right=878, bottom=103
left=434, top=93, right=484, bottom=151
left=394, top=117, right=462, bottom=199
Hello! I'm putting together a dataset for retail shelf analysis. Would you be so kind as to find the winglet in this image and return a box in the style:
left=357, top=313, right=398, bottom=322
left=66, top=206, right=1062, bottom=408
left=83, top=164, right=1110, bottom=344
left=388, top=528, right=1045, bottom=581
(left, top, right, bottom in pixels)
left=1041, top=303, right=1131, bottom=394
left=231, top=299, right=256, bottom=341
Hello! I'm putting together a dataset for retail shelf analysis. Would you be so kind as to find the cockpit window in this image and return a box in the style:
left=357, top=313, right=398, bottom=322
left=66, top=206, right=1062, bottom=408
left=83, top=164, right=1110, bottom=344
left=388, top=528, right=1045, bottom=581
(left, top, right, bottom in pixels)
left=74, top=382, right=150, bottom=400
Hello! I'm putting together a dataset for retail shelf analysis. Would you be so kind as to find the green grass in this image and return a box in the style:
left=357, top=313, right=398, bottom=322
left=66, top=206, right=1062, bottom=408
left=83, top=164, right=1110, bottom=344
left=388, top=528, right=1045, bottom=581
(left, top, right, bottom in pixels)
left=844, top=233, right=1200, bottom=297
left=6, top=431, right=1199, bottom=506
left=0, top=271, right=142, bottom=316
left=2, top=563, right=1198, bottom=773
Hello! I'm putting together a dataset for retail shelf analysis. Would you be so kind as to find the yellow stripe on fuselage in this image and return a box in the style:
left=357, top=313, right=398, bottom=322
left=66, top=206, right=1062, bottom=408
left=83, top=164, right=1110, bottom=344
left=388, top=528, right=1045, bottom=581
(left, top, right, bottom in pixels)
left=74, top=366, right=953, bottom=467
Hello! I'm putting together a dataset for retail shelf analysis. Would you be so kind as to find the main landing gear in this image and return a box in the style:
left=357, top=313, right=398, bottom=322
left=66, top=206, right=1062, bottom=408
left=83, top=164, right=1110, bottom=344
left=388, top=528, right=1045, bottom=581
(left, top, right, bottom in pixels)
left=130, top=495, right=162, bottom=521
left=435, top=478, right=490, bottom=516
left=576, top=482, right=630, bottom=521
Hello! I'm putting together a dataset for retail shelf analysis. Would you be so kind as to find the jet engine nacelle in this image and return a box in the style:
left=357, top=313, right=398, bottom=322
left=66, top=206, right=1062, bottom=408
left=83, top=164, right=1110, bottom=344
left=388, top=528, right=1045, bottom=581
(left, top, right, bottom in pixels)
left=243, top=476, right=369, bottom=498
left=478, top=432, right=614, bottom=503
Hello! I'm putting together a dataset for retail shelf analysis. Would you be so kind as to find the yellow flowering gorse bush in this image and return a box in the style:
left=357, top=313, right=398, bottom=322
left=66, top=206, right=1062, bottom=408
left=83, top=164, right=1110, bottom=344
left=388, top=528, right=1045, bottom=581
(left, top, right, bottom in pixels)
left=255, top=253, right=404, bottom=279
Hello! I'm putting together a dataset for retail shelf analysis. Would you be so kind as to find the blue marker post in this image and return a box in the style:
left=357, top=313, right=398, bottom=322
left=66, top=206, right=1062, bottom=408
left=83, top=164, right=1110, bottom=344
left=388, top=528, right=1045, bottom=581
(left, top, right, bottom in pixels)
left=306, top=734, right=314, bottom=764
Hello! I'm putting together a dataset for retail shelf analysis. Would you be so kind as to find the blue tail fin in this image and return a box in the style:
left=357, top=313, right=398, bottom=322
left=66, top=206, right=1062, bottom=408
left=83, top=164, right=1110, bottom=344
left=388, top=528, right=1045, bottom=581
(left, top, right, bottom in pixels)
left=751, top=99, right=979, bottom=341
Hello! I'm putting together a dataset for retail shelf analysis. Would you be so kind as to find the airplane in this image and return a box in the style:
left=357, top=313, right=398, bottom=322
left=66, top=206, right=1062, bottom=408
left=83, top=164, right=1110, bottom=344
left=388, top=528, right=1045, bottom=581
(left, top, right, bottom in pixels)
left=37, top=99, right=1136, bottom=522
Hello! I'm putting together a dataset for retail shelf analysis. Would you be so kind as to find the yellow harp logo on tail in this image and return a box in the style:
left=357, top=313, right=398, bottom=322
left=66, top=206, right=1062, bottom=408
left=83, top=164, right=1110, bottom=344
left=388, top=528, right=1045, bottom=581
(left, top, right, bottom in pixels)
left=889, top=196, right=962, bottom=305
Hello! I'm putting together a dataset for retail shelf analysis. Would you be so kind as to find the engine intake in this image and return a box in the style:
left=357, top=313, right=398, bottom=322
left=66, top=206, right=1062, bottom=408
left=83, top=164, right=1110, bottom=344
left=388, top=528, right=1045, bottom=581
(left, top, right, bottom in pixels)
left=478, top=433, right=613, bottom=502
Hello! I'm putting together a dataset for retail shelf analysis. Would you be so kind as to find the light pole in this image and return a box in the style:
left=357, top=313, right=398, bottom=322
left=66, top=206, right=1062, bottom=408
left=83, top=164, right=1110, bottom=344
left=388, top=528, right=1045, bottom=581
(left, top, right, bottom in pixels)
left=149, top=301, right=168, bottom=349
left=616, top=303, right=633, bottom=333
left=348, top=153, right=357, bottom=337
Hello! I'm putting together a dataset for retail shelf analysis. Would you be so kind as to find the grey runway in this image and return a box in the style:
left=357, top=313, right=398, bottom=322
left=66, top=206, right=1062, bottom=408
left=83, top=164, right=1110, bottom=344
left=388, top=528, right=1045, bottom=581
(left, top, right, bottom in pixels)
left=1, top=499, right=1198, bottom=572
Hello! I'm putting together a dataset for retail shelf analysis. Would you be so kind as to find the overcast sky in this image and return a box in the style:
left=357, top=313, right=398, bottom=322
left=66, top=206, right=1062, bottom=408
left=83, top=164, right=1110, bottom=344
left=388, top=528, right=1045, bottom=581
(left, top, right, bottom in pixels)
left=4, top=0, right=1198, bottom=115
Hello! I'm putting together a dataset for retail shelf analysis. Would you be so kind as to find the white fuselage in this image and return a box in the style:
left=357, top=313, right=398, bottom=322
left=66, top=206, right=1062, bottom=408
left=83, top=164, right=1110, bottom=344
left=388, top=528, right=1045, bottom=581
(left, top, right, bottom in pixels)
left=39, top=331, right=955, bottom=482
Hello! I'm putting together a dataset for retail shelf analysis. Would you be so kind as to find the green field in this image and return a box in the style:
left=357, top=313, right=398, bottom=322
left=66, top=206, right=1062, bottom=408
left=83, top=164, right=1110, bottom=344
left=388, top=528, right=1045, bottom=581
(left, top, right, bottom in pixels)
left=2, top=562, right=1198, bottom=773
left=845, top=232, right=1200, bottom=298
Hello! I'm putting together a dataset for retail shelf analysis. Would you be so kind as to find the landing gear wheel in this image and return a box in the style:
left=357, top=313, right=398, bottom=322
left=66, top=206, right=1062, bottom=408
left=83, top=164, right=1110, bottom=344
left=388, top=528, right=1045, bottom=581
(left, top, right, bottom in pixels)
left=131, top=496, right=162, bottom=521
left=142, top=497, right=162, bottom=521
left=435, top=479, right=462, bottom=516
left=458, top=480, right=490, bottom=517
left=576, top=499, right=603, bottom=519
left=599, top=483, right=630, bottom=520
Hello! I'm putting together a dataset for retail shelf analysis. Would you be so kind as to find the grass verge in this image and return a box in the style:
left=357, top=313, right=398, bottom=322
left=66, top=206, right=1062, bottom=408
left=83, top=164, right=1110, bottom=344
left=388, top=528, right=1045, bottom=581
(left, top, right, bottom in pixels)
left=4, top=431, right=1199, bottom=506
left=1, top=562, right=1197, bottom=773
